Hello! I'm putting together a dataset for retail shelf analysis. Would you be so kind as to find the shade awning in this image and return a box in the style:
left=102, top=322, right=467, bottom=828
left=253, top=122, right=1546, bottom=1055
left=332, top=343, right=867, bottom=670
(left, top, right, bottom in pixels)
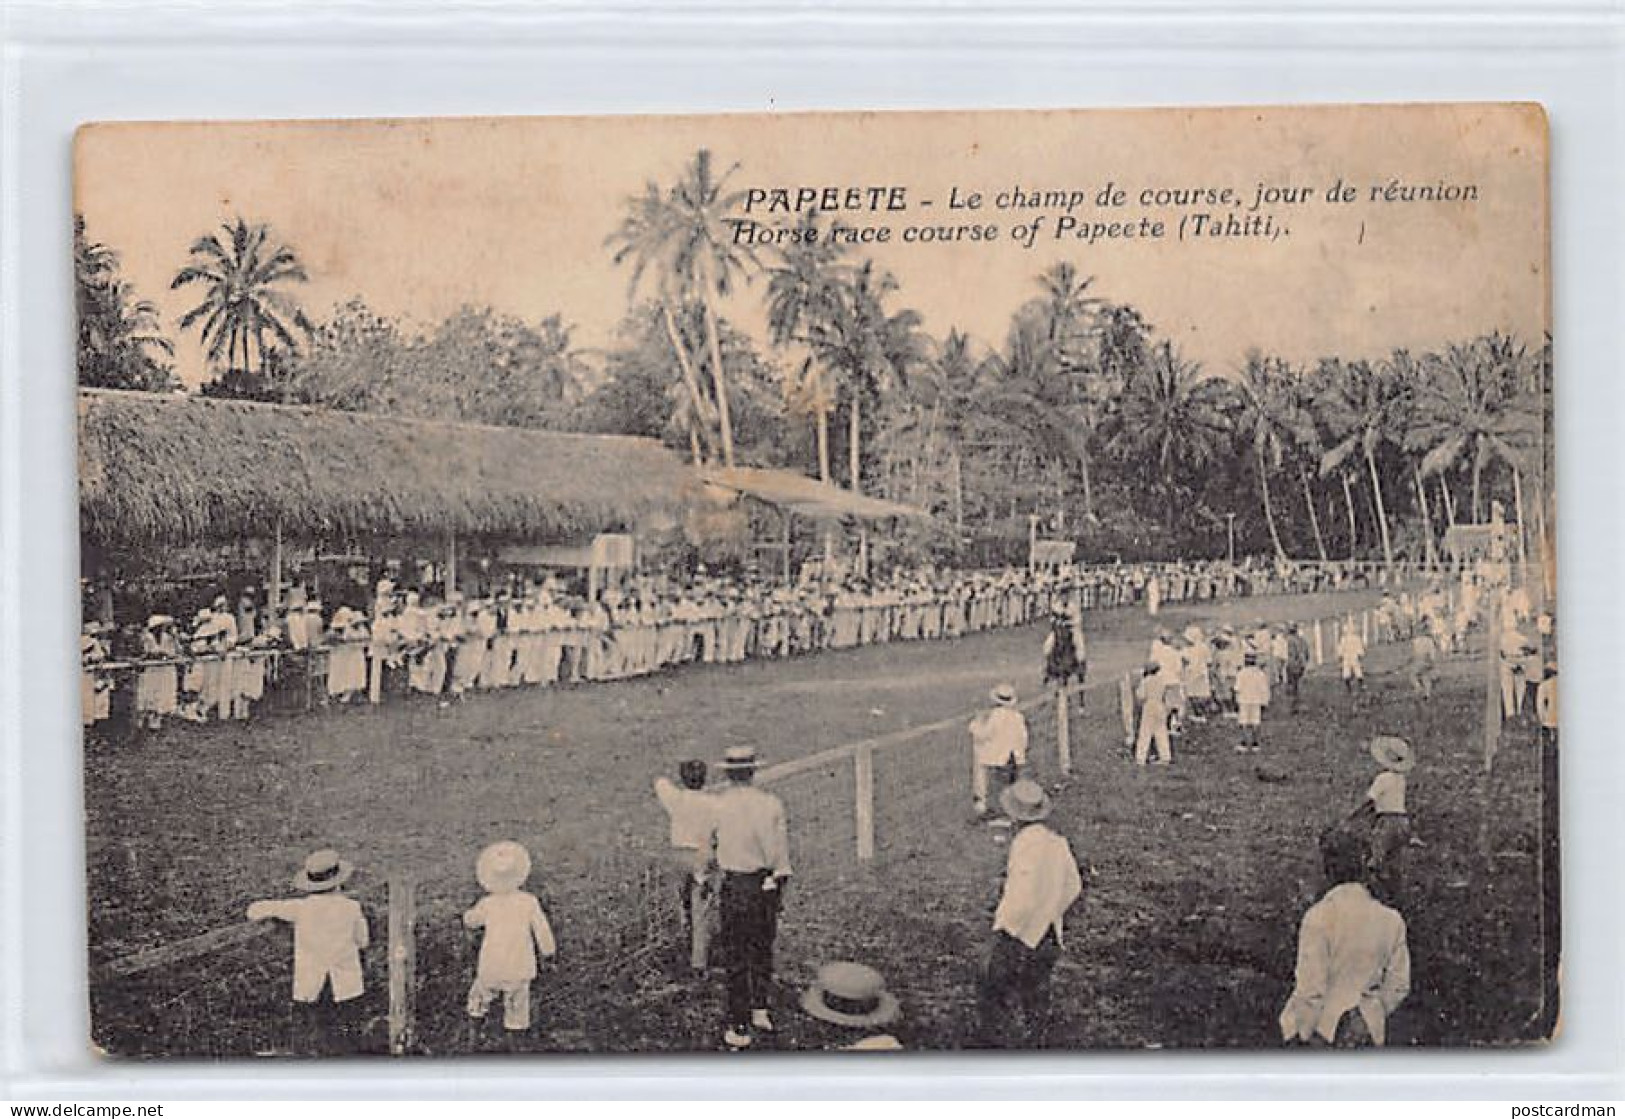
left=700, top=466, right=931, bottom=524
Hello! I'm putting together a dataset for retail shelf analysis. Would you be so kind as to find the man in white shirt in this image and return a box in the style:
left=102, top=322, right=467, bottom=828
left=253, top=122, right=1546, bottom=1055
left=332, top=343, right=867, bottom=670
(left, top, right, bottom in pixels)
left=1280, top=828, right=1411, bottom=1046
left=976, top=780, right=1083, bottom=1048
left=969, top=683, right=1029, bottom=817
left=1499, top=625, right=1534, bottom=720
left=713, top=745, right=792, bottom=1049
left=655, top=759, right=720, bottom=973
left=1536, top=663, right=1558, bottom=750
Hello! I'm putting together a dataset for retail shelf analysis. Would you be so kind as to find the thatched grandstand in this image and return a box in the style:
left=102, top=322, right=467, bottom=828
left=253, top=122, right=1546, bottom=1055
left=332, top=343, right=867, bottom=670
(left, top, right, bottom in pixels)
left=78, top=389, right=694, bottom=550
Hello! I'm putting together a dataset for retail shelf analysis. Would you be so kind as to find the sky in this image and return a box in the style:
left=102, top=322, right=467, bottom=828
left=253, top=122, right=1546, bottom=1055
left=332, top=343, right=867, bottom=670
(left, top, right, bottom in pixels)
left=74, top=104, right=1548, bottom=389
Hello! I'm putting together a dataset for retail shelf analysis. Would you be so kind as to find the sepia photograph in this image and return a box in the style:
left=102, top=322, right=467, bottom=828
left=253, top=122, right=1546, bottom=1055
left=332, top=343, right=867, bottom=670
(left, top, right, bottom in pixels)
left=72, top=104, right=1555, bottom=1057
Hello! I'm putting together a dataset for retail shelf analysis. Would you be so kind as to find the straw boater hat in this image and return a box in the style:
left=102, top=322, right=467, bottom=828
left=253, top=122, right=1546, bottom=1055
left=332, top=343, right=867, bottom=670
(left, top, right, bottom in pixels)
left=146, top=614, right=174, bottom=629
left=475, top=840, right=533, bottom=893
left=1369, top=735, right=1415, bottom=774
left=801, top=961, right=901, bottom=1028
left=990, top=683, right=1018, bottom=707
left=720, top=745, right=760, bottom=773
left=293, top=849, right=354, bottom=893
left=1000, top=778, right=1052, bottom=824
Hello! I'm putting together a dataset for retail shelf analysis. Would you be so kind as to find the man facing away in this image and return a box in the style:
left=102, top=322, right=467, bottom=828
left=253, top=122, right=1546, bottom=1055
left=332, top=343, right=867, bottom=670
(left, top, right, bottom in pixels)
left=976, top=779, right=1084, bottom=1048
left=969, top=683, right=1030, bottom=818
left=713, top=745, right=792, bottom=1050
left=1280, top=828, right=1411, bottom=1047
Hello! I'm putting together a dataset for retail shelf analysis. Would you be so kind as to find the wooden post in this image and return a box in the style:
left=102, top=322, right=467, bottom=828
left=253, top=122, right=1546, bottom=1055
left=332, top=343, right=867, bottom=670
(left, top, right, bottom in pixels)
left=1361, top=608, right=1371, bottom=645
left=1119, top=672, right=1135, bottom=748
left=387, top=875, right=416, bottom=1056
left=781, top=509, right=793, bottom=585
left=854, top=743, right=875, bottom=861
left=1055, top=685, right=1073, bottom=776
left=1484, top=593, right=1503, bottom=774
left=443, top=532, right=457, bottom=600
left=1312, top=618, right=1324, bottom=666
left=269, top=520, right=284, bottom=615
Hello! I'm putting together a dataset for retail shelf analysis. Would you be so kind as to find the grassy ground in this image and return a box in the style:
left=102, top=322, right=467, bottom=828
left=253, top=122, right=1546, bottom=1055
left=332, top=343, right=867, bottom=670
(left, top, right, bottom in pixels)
left=85, top=587, right=1554, bottom=1055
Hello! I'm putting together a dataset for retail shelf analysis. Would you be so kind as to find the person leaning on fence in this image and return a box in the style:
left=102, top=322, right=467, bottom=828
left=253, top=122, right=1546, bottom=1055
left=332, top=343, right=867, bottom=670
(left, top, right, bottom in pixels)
left=1280, top=827, right=1411, bottom=1047
left=969, top=684, right=1030, bottom=818
left=463, top=840, right=557, bottom=1036
left=975, top=779, right=1083, bottom=1049
left=713, top=745, right=792, bottom=1050
left=246, top=849, right=370, bottom=1054
left=654, top=759, right=720, bottom=973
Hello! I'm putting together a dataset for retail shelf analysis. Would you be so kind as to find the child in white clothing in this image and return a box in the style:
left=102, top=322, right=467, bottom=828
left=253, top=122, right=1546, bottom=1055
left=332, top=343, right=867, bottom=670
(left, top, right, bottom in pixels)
left=1235, top=653, right=1271, bottom=753
left=247, top=848, right=370, bottom=1053
left=1337, top=622, right=1367, bottom=694
left=464, top=841, right=557, bottom=1032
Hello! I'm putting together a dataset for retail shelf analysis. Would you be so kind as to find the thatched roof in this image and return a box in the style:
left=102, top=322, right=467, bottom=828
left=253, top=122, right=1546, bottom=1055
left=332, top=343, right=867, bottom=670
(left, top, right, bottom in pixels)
left=700, top=466, right=930, bottom=523
left=79, top=389, right=692, bottom=548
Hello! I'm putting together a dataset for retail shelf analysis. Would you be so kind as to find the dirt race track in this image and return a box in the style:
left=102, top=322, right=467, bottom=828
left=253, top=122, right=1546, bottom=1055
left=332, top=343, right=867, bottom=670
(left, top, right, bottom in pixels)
left=85, top=586, right=1555, bottom=1055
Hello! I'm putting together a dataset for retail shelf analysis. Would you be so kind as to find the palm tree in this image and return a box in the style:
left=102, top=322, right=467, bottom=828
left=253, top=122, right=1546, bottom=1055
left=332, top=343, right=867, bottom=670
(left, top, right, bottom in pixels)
left=1020, top=262, right=1107, bottom=523
left=1317, top=357, right=1404, bottom=567
left=606, top=182, right=715, bottom=466
left=607, top=150, right=757, bottom=468
left=764, top=214, right=850, bottom=482
left=1281, top=371, right=1331, bottom=561
left=821, top=260, right=926, bottom=493
left=1106, top=340, right=1232, bottom=512
left=1235, top=351, right=1299, bottom=560
left=172, top=218, right=311, bottom=395
left=75, top=217, right=175, bottom=391
left=1412, top=334, right=1541, bottom=525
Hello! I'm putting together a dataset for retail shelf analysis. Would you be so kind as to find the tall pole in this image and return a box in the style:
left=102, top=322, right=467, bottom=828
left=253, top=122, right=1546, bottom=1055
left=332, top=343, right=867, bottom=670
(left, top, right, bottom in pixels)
left=443, top=532, right=457, bottom=600
left=1226, top=513, right=1236, bottom=565
left=269, top=519, right=284, bottom=615
left=1028, top=514, right=1040, bottom=573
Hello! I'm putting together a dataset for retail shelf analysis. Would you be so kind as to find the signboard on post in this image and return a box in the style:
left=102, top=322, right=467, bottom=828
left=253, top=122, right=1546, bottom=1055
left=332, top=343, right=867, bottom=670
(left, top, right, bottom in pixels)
left=1031, top=540, right=1076, bottom=570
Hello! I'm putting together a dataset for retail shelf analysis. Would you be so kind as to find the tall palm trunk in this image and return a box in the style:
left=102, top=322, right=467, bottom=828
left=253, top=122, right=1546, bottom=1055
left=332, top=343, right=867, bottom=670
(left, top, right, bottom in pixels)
left=699, top=296, right=736, bottom=468
left=1078, top=444, right=1096, bottom=524
left=1257, top=446, right=1286, bottom=560
left=1439, top=473, right=1457, bottom=527
left=1366, top=447, right=1394, bottom=567
left=1471, top=453, right=1484, bottom=523
left=660, top=304, right=711, bottom=466
left=1299, top=467, right=1329, bottom=561
left=1512, top=466, right=1529, bottom=565
left=1341, top=472, right=1359, bottom=559
left=951, top=448, right=965, bottom=543
left=1412, top=463, right=1438, bottom=567
left=814, top=403, right=831, bottom=484
left=848, top=387, right=862, bottom=494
